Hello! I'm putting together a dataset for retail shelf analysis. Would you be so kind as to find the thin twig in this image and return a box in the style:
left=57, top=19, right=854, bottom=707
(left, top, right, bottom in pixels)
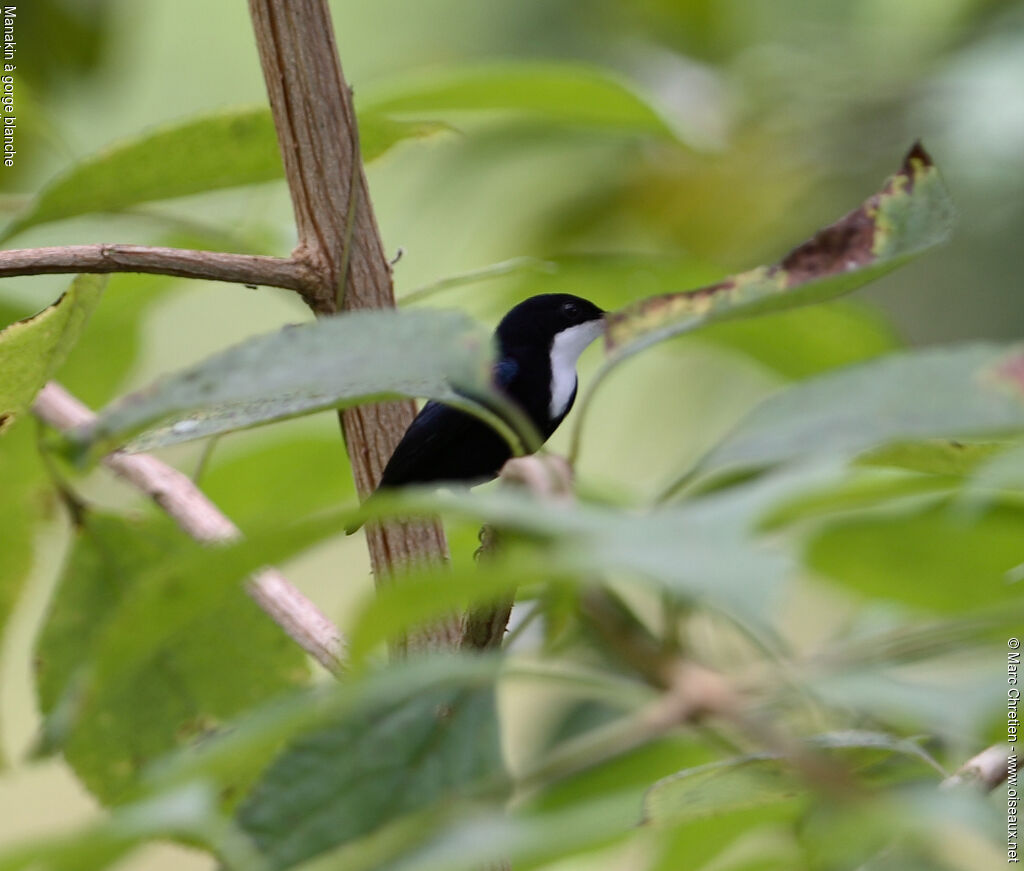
left=32, top=382, right=346, bottom=674
left=0, top=245, right=317, bottom=295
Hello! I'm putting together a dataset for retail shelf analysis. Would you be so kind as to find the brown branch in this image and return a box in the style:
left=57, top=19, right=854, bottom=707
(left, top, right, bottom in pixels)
left=0, top=245, right=317, bottom=294
left=249, top=0, right=455, bottom=652
left=33, top=382, right=346, bottom=674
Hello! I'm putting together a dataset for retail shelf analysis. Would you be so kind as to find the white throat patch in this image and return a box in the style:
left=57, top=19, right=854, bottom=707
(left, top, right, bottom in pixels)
left=548, top=319, right=604, bottom=418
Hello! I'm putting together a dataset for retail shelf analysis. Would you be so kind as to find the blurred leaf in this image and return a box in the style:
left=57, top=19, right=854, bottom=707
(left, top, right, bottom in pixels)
left=807, top=502, right=1024, bottom=612
left=348, top=563, right=521, bottom=667
left=701, top=343, right=1024, bottom=475
left=808, top=666, right=1004, bottom=742
left=200, top=432, right=355, bottom=529
left=0, top=784, right=230, bottom=871
left=859, top=440, right=1007, bottom=477
left=237, top=684, right=505, bottom=870
left=55, top=272, right=178, bottom=407
left=385, top=792, right=641, bottom=871
left=0, top=420, right=47, bottom=677
left=35, top=513, right=310, bottom=804
left=0, top=275, right=105, bottom=430
left=695, top=301, right=902, bottom=380
left=1, top=109, right=443, bottom=241
left=643, top=731, right=940, bottom=826
left=962, top=441, right=1024, bottom=510
left=761, top=468, right=954, bottom=530
left=372, top=464, right=837, bottom=629
left=603, top=144, right=953, bottom=361
left=364, top=61, right=673, bottom=136
left=70, top=308, right=522, bottom=461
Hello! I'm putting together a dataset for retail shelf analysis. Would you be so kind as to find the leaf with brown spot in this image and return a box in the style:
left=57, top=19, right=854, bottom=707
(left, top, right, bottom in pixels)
left=604, top=143, right=954, bottom=358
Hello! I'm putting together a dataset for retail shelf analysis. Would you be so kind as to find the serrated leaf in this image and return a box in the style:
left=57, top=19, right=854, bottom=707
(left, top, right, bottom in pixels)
left=701, top=343, right=1024, bottom=476
left=2, top=109, right=444, bottom=241
left=0, top=274, right=105, bottom=430
left=603, top=144, right=953, bottom=361
left=237, top=684, right=505, bottom=870
left=364, top=61, right=673, bottom=136
left=35, top=513, right=311, bottom=804
left=70, top=308, right=513, bottom=461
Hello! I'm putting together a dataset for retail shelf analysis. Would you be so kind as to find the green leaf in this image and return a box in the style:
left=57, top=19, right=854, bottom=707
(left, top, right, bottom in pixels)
left=237, top=683, right=505, bottom=870
left=369, top=464, right=837, bottom=628
left=0, top=784, right=234, bottom=871
left=55, top=272, right=178, bottom=407
left=694, top=302, right=902, bottom=380
left=386, top=792, right=641, bottom=871
left=2, top=109, right=442, bottom=241
left=363, top=61, right=673, bottom=137
left=643, top=731, right=941, bottom=826
left=0, top=275, right=105, bottom=430
left=70, top=308, right=526, bottom=462
left=701, top=343, right=1024, bottom=476
left=35, top=513, right=310, bottom=804
left=200, top=433, right=356, bottom=529
left=807, top=503, right=1024, bottom=613
left=348, top=563, right=521, bottom=667
left=602, top=144, right=953, bottom=362
left=859, top=440, right=1007, bottom=477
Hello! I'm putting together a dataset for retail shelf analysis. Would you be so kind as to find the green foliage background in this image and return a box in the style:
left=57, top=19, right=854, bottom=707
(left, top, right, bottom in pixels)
left=1, top=1, right=1023, bottom=870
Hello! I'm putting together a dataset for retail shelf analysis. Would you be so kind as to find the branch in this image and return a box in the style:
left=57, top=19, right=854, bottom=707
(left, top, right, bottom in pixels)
left=33, top=382, right=346, bottom=675
left=464, top=455, right=577, bottom=650
left=0, top=245, right=317, bottom=294
left=941, top=744, right=1011, bottom=792
left=249, top=0, right=455, bottom=652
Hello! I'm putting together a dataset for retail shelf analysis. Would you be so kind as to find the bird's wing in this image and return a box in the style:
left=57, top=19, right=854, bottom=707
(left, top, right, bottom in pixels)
left=493, top=357, right=519, bottom=389
left=376, top=400, right=479, bottom=488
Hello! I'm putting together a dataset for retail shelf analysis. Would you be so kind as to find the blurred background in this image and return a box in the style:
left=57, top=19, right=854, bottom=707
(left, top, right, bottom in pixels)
left=1, top=0, right=1021, bottom=867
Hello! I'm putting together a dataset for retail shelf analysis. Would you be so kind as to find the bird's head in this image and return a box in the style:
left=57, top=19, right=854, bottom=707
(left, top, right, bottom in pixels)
left=495, top=293, right=605, bottom=361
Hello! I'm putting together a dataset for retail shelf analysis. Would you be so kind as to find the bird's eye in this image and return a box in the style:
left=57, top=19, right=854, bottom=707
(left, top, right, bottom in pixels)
left=561, top=301, right=580, bottom=319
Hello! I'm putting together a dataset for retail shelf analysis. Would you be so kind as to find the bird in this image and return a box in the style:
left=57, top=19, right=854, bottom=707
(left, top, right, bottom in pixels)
left=375, top=293, right=605, bottom=492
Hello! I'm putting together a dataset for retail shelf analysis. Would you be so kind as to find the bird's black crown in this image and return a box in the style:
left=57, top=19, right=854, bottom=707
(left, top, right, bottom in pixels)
left=495, top=293, right=605, bottom=349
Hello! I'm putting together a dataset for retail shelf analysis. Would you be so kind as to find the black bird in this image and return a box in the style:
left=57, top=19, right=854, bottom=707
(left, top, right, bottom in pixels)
left=376, top=293, right=605, bottom=491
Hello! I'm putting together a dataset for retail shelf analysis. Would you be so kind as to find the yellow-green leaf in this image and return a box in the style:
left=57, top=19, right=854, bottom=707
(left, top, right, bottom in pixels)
left=0, top=274, right=105, bottom=431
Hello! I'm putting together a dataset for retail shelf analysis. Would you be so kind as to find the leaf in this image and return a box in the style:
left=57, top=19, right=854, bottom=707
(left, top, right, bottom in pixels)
left=807, top=502, right=1024, bottom=613
left=199, top=433, right=356, bottom=529
left=237, top=684, right=505, bottom=870
left=859, top=440, right=1006, bottom=477
left=35, top=513, right=311, bottom=804
left=694, top=302, right=902, bottom=380
left=603, top=144, right=953, bottom=361
left=363, top=61, right=673, bottom=137
left=70, top=308, right=515, bottom=462
left=701, top=343, right=1024, bottom=476
left=369, top=463, right=839, bottom=629
left=55, top=272, right=178, bottom=407
left=348, top=563, right=521, bottom=667
left=0, top=274, right=105, bottom=431
left=0, top=784, right=230, bottom=871
left=2, top=109, right=443, bottom=241
left=387, top=793, right=641, bottom=871
left=642, top=731, right=941, bottom=826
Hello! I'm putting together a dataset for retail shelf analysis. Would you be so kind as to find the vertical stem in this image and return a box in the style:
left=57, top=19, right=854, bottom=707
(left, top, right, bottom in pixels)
left=248, top=0, right=458, bottom=651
